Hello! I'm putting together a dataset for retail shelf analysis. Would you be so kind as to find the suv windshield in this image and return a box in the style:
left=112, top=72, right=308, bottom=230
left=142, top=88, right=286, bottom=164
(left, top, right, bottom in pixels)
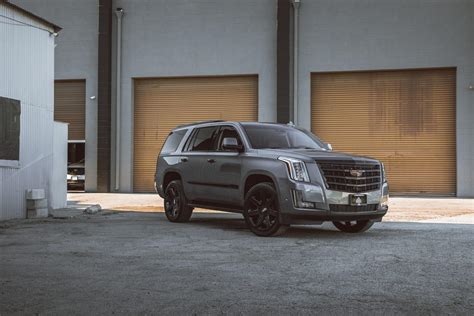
left=242, top=124, right=325, bottom=150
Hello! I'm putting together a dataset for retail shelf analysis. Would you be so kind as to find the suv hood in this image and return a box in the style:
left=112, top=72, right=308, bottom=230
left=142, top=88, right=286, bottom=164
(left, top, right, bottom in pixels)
left=257, top=148, right=380, bottom=164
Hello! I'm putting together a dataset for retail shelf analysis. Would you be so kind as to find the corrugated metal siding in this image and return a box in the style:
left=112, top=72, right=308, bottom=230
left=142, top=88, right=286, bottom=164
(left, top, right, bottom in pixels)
left=133, top=75, right=258, bottom=192
left=311, top=68, right=456, bottom=195
left=0, top=3, right=56, bottom=219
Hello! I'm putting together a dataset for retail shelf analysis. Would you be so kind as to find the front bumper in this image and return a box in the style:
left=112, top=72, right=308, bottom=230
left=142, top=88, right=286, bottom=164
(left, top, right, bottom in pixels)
left=67, top=180, right=85, bottom=189
left=277, top=180, right=389, bottom=225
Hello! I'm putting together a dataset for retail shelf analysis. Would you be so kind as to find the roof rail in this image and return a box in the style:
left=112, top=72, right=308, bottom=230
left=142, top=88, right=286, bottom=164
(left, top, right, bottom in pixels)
left=175, top=120, right=225, bottom=129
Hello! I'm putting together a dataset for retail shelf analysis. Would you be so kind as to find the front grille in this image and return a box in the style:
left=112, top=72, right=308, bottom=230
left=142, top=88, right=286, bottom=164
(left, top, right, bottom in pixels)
left=329, top=204, right=378, bottom=212
left=317, top=160, right=381, bottom=193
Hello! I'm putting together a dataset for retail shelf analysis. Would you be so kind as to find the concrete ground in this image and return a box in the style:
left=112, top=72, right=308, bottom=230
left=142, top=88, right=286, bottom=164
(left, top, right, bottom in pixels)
left=1, top=195, right=473, bottom=314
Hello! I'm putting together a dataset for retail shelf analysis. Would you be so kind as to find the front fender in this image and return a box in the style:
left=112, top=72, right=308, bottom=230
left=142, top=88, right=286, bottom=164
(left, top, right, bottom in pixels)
left=240, top=157, right=289, bottom=201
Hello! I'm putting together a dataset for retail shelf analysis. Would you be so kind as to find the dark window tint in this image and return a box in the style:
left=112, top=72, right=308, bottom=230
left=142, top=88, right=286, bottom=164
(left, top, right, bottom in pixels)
left=161, top=129, right=187, bottom=154
left=190, top=126, right=219, bottom=151
left=217, top=126, right=243, bottom=151
left=242, top=124, right=324, bottom=150
left=0, top=97, right=21, bottom=161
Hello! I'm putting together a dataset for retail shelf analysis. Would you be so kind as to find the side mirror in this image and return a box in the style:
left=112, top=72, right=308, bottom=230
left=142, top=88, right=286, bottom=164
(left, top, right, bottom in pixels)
left=326, top=143, right=333, bottom=151
left=222, top=137, right=243, bottom=152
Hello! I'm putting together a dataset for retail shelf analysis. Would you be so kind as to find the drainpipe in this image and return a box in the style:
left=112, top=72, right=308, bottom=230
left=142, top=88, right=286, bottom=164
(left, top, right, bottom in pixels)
left=291, top=0, right=300, bottom=126
left=114, top=8, right=124, bottom=191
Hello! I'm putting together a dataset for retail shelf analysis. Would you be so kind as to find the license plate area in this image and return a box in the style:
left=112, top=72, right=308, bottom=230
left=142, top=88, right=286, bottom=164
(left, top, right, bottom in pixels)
left=349, top=194, right=367, bottom=206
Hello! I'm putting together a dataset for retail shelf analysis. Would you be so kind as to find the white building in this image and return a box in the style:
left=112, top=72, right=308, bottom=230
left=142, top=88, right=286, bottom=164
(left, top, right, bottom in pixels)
left=0, top=1, right=65, bottom=220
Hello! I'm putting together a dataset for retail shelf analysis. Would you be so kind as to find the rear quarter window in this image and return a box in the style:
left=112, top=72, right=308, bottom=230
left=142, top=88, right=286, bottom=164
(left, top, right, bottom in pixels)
left=160, top=129, right=187, bottom=154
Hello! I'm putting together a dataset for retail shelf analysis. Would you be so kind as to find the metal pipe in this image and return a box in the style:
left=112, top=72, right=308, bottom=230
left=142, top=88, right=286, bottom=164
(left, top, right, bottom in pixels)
left=291, top=0, right=300, bottom=126
left=114, top=8, right=124, bottom=191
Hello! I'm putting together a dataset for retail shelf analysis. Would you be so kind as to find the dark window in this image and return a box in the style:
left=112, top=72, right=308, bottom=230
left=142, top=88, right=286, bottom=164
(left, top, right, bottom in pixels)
left=0, top=97, right=21, bottom=161
left=216, top=126, right=243, bottom=151
left=242, top=124, right=324, bottom=150
left=68, top=143, right=85, bottom=164
left=161, top=129, right=187, bottom=154
left=190, top=126, right=219, bottom=151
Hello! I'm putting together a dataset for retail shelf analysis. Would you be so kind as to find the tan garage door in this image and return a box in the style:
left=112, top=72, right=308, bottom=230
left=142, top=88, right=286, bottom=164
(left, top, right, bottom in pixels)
left=311, top=68, right=456, bottom=195
left=134, top=75, right=258, bottom=192
left=54, top=80, right=86, bottom=141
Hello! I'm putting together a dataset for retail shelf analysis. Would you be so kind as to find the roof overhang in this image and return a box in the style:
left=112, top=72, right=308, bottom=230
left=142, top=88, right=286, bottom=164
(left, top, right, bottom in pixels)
left=1, top=0, right=62, bottom=33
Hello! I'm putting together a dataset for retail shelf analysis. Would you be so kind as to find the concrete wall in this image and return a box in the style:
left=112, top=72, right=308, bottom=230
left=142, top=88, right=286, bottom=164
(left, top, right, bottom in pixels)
left=0, top=3, right=56, bottom=219
left=13, top=0, right=100, bottom=192
left=297, top=0, right=474, bottom=197
left=112, top=0, right=277, bottom=192
left=51, top=121, right=68, bottom=209
left=11, top=0, right=473, bottom=196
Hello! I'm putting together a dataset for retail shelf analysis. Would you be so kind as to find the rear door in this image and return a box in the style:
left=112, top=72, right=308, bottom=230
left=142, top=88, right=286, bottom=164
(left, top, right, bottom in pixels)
left=180, top=126, right=220, bottom=201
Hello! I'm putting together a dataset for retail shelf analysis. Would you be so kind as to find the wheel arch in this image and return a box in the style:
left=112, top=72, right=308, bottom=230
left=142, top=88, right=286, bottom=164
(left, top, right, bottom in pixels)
left=162, top=170, right=182, bottom=190
left=242, top=170, right=280, bottom=199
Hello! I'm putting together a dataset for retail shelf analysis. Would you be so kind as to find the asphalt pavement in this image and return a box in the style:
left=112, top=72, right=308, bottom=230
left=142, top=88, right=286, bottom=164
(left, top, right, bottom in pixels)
left=1, top=211, right=473, bottom=315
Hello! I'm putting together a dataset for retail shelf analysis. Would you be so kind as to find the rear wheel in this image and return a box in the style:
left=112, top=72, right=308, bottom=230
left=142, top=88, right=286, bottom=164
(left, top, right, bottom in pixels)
left=164, top=180, right=193, bottom=222
left=243, top=182, right=288, bottom=237
left=332, top=220, right=373, bottom=233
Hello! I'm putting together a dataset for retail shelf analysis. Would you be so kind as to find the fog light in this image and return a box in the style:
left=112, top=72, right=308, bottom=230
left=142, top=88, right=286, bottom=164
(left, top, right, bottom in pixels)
left=292, top=190, right=316, bottom=209
left=381, top=194, right=389, bottom=208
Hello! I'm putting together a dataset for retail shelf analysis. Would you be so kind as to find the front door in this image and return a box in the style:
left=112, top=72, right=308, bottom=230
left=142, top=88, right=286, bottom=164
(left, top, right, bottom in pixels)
left=203, top=126, right=244, bottom=206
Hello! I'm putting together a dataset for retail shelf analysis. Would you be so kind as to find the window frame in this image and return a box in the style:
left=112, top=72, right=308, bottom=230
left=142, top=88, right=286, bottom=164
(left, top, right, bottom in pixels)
left=0, top=96, right=21, bottom=168
left=160, top=129, right=188, bottom=155
left=183, top=126, right=220, bottom=153
left=215, top=125, right=244, bottom=152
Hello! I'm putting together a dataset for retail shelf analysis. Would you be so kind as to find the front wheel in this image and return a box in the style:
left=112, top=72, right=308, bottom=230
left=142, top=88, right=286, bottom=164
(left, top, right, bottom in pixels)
left=332, top=220, right=373, bottom=233
left=243, top=182, right=288, bottom=237
left=164, top=180, right=193, bottom=222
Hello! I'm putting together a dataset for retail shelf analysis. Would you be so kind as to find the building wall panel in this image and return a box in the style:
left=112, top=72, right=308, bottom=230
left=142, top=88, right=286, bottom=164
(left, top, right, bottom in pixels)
left=112, top=0, right=276, bottom=192
left=298, top=0, right=474, bottom=196
left=13, top=0, right=99, bottom=192
left=0, top=3, right=55, bottom=219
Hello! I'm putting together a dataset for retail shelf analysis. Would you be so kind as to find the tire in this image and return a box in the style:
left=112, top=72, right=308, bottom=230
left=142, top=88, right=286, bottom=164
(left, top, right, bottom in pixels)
left=163, top=180, right=193, bottom=223
left=332, top=220, right=374, bottom=233
left=243, top=182, right=289, bottom=237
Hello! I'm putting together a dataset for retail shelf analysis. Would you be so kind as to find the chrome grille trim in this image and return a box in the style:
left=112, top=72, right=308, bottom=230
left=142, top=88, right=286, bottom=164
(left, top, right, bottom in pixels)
left=316, top=160, right=381, bottom=193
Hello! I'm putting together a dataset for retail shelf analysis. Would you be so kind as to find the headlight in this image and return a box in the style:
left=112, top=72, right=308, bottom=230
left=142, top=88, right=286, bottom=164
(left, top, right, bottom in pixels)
left=278, top=157, right=310, bottom=182
left=381, top=163, right=386, bottom=183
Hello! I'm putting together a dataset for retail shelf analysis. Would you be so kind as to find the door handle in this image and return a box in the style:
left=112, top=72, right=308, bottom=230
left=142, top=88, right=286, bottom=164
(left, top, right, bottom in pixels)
left=207, top=158, right=216, bottom=163
left=180, top=157, right=188, bottom=162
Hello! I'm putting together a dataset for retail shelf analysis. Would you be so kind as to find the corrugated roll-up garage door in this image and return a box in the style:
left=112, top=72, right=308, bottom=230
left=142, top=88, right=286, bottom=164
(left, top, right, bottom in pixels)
left=311, top=68, right=456, bottom=195
left=54, top=80, right=86, bottom=141
left=134, top=75, right=258, bottom=192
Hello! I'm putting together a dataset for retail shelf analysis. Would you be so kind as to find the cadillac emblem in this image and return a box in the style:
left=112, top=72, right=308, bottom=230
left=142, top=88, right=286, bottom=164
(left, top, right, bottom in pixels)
left=350, top=169, right=364, bottom=177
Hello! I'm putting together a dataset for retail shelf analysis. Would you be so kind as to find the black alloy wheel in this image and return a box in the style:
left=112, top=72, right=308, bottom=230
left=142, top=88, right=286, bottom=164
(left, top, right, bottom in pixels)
left=243, top=182, right=288, bottom=237
left=332, top=220, right=374, bottom=233
left=164, top=180, right=193, bottom=222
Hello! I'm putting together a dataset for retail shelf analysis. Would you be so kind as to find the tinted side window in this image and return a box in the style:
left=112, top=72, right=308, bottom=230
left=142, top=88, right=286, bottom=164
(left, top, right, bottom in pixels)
left=217, top=126, right=243, bottom=151
left=190, top=126, right=219, bottom=151
left=161, top=129, right=187, bottom=154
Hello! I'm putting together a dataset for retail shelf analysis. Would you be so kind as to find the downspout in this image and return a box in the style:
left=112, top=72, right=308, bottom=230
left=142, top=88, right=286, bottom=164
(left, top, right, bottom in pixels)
left=114, top=8, right=124, bottom=191
left=291, top=0, right=300, bottom=126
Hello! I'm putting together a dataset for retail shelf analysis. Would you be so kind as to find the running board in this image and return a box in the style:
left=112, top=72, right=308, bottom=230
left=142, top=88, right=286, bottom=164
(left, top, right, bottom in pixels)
left=188, top=202, right=243, bottom=214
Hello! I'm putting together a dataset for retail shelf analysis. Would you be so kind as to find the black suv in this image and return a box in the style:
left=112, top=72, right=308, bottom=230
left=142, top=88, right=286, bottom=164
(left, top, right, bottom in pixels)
left=155, top=121, right=389, bottom=237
